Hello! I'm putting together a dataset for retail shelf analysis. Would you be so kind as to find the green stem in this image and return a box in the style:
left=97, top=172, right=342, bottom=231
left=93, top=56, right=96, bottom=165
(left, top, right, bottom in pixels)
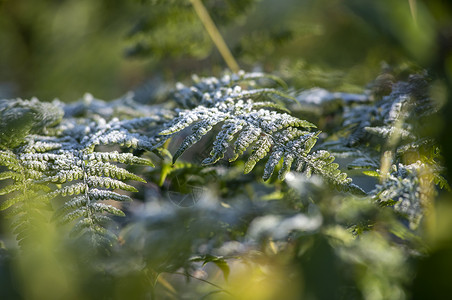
left=170, top=271, right=235, bottom=298
left=190, top=0, right=240, bottom=73
left=408, top=0, right=417, bottom=26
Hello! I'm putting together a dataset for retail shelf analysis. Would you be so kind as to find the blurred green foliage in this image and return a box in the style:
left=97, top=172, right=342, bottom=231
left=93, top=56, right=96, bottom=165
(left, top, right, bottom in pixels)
left=3, top=0, right=450, bottom=101
left=1, top=0, right=452, bottom=299
left=0, top=0, right=147, bottom=101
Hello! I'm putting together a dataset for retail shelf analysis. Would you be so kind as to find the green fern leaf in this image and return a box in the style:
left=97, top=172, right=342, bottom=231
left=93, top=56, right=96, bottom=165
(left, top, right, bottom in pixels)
left=0, top=171, right=24, bottom=181
left=0, top=184, right=22, bottom=196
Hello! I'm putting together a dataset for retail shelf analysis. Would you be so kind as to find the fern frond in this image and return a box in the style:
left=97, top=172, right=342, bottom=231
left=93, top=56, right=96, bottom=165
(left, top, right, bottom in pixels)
left=295, top=150, right=356, bottom=189
left=52, top=183, right=88, bottom=197
left=250, top=101, right=291, bottom=113
left=202, top=119, right=247, bottom=165
left=88, top=189, right=132, bottom=202
left=347, top=157, right=380, bottom=170
left=158, top=73, right=358, bottom=189
left=23, top=139, right=63, bottom=153
left=243, top=135, right=273, bottom=173
left=86, top=161, right=146, bottom=182
left=0, top=98, right=63, bottom=148
left=171, top=116, right=228, bottom=163
left=364, top=126, right=415, bottom=141
left=372, top=162, right=429, bottom=229
left=0, top=184, right=22, bottom=196
left=43, top=169, right=85, bottom=183
left=71, top=217, right=114, bottom=237
left=0, top=95, right=154, bottom=249
left=164, top=82, right=317, bottom=175
left=0, top=193, right=32, bottom=211
left=0, top=150, right=21, bottom=170
left=19, top=105, right=155, bottom=246
left=229, top=126, right=262, bottom=162
left=86, top=176, right=138, bottom=192
left=0, top=171, right=24, bottom=181
left=58, top=199, right=125, bottom=224
left=76, top=117, right=158, bottom=151
left=84, top=151, right=154, bottom=166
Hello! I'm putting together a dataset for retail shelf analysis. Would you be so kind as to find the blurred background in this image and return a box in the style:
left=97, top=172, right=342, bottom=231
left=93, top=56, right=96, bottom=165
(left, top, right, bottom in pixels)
left=1, top=0, right=449, bottom=102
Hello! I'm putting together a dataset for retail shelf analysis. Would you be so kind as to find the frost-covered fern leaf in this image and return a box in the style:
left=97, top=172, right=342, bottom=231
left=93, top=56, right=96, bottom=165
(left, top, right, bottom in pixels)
left=42, top=121, right=153, bottom=246
left=0, top=97, right=155, bottom=248
left=341, top=73, right=437, bottom=147
left=157, top=73, right=357, bottom=190
left=59, top=94, right=172, bottom=152
left=172, top=71, right=292, bottom=109
left=0, top=149, right=52, bottom=241
left=321, top=72, right=444, bottom=180
left=63, top=93, right=174, bottom=121
left=0, top=98, right=64, bottom=245
left=371, top=162, right=440, bottom=229
left=0, top=98, right=63, bottom=149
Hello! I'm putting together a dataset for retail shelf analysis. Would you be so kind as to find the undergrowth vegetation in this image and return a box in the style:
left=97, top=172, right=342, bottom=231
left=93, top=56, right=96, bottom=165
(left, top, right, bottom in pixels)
left=1, top=69, right=448, bottom=299
left=1, top=1, right=452, bottom=300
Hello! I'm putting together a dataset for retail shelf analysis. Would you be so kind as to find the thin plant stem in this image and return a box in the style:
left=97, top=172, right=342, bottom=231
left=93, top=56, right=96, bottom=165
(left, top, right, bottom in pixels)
left=408, top=0, right=417, bottom=26
left=190, top=0, right=240, bottom=73
left=170, top=271, right=235, bottom=298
